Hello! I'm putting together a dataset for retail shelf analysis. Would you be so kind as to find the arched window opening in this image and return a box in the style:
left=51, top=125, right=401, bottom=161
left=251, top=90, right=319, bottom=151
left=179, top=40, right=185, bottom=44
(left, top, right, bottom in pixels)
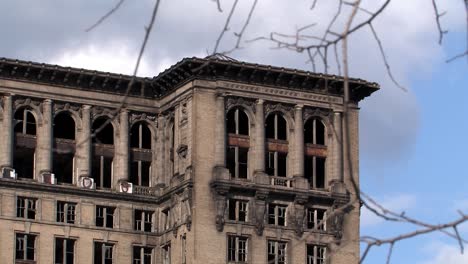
left=304, top=118, right=325, bottom=145
left=130, top=122, right=152, bottom=186
left=13, top=108, right=36, bottom=179
left=265, top=112, right=288, bottom=178
left=91, top=117, right=114, bottom=189
left=53, top=112, right=76, bottom=184
left=304, top=117, right=327, bottom=189
left=226, top=108, right=249, bottom=179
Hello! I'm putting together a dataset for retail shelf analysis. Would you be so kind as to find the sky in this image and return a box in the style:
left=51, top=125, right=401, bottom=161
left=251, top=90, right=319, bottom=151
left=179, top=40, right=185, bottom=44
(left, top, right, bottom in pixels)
left=1, top=0, right=467, bottom=263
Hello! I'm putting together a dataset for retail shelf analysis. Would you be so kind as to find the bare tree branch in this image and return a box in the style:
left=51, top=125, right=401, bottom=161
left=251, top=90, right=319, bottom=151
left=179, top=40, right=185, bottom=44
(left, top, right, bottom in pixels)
left=222, top=0, right=258, bottom=54
left=431, top=0, right=448, bottom=44
left=86, top=0, right=126, bottom=32
left=213, top=0, right=223, bottom=12
left=213, top=0, right=239, bottom=54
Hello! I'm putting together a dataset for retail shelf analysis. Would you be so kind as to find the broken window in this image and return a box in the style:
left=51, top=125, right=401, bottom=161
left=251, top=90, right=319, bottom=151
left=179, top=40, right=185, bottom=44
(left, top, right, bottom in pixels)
left=226, top=108, right=250, bottom=179
left=267, top=240, right=287, bottom=264
left=134, top=210, right=153, bottom=232
left=304, top=156, right=326, bottom=189
left=133, top=246, right=153, bottom=264
left=92, top=117, right=114, bottom=189
left=161, top=208, right=171, bottom=231
left=130, top=121, right=152, bottom=187
left=15, top=233, right=36, bottom=262
left=268, top=204, right=287, bottom=226
left=53, top=153, right=74, bottom=184
left=304, top=117, right=325, bottom=145
left=56, top=201, right=76, bottom=224
left=13, top=108, right=36, bottom=179
left=54, top=112, right=75, bottom=140
left=228, top=199, right=248, bottom=222
left=96, top=206, right=115, bottom=228
left=266, top=113, right=287, bottom=141
left=307, top=245, right=327, bottom=264
left=53, top=113, right=75, bottom=182
left=266, top=151, right=287, bottom=177
left=307, top=208, right=327, bottom=231
left=55, top=237, right=75, bottom=264
left=162, top=244, right=171, bottom=264
left=227, top=235, right=248, bottom=263
left=94, top=242, right=114, bottom=264
left=265, top=112, right=288, bottom=178
left=17, top=197, right=37, bottom=220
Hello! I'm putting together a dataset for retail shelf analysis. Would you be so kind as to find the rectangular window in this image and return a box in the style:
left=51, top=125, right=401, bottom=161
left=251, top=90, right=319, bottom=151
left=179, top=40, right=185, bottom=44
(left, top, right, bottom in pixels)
left=161, top=208, right=171, bottom=231
left=267, top=240, right=287, bottom=264
left=162, top=244, right=171, bottom=264
left=266, top=152, right=287, bottom=177
left=227, top=235, right=248, bottom=263
left=181, top=235, right=187, bottom=264
left=132, top=246, right=153, bottom=264
left=228, top=199, right=248, bottom=222
left=268, top=204, right=287, bottom=226
left=55, top=238, right=75, bottom=264
left=15, top=233, right=36, bottom=263
left=307, top=208, right=327, bottom=231
left=94, top=242, right=114, bottom=264
left=134, top=210, right=153, bottom=232
left=92, top=156, right=113, bottom=189
left=304, top=156, right=326, bottom=189
left=96, top=206, right=115, bottom=228
left=17, top=197, right=36, bottom=220
left=227, top=147, right=249, bottom=179
left=307, top=245, right=327, bottom=264
left=57, top=201, right=76, bottom=224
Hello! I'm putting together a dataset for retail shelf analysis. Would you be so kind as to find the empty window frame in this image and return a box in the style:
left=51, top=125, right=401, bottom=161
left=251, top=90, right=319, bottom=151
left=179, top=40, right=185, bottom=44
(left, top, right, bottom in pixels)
left=134, top=210, right=153, bottom=232
left=226, top=108, right=250, bottom=179
left=304, top=118, right=325, bottom=145
left=161, top=208, right=171, bottom=231
left=267, top=240, right=287, bottom=264
left=307, top=208, right=327, bottom=231
left=307, top=245, right=327, bottom=264
left=133, top=246, right=153, bottom=264
left=96, top=206, right=115, bottom=228
left=15, top=233, right=36, bottom=263
left=181, top=235, right=187, bottom=264
left=130, top=122, right=152, bottom=187
left=304, top=156, right=325, bottom=189
left=13, top=108, right=36, bottom=179
left=94, top=242, right=114, bottom=264
left=55, top=238, right=75, bottom=264
left=17, top=197, right=36, bottom=220
left=228, top=199, right=248, bottom=222
left=57, top=201, right=76, bottom=224
left=162, top=244, right=171, bottom=264
left=265, top=113, right=288, bottom=177
left=92, top=117, right=114, bottom=188
left=53, top=112, right=76, bottom=184
left=268, top=204, right=287, bottom=226
left=227, top=235, right=248, bottom=263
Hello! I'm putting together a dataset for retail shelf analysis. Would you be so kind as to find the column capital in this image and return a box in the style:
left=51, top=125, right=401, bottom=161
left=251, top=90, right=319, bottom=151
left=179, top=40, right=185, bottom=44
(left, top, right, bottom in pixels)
left=256, top=99, right=264, bottom=105
left=295, top=104, right=304, bottom=110
left=82, top=105, right=92, bottom=110
left=43, top=99, right=52, bottom=104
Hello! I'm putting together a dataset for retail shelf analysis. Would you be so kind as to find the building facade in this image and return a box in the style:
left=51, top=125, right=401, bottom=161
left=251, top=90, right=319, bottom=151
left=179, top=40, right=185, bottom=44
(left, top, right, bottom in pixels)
left=0, top=56, right=378, bottom=264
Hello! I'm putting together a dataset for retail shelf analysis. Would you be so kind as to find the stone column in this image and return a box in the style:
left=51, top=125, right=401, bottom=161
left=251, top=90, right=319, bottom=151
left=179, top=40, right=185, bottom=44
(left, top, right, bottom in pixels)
left=77, top=105, right=92, bottom=177
left=36, top=99, right=53, bottom=177
left=118, top=109, right=129, bottom=182
left=333, top=111, right=343, bottom=182
left=294, top=105, right=304, bottom=177
left=255, top=99, right=265, bottom=173
left=1, top=95, right=14, bottom=168
left=214, top=94, right=226, bottom=167
left=155, top=115, right=165, bottom=185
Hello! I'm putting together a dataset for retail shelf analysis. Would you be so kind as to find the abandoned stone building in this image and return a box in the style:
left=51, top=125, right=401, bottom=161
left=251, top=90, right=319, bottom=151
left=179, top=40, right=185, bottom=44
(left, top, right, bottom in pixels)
left=0, top=55, right=378, bottom=264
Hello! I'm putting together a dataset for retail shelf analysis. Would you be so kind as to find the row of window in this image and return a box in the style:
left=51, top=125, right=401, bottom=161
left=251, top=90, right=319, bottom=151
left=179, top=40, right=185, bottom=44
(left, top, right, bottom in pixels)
left=15, top=233, right=171, bottom=264
left=227, top=107, right=327, bottom=188
left=16, top=197, right=171, bottom=232
left=227, top=199, right=327, bottom=230
left=14, top=232, right=325, bottom=264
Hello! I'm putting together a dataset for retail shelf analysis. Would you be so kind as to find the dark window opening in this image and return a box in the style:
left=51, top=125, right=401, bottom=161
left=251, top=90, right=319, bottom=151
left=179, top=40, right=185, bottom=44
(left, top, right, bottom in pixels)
left=55, top=238, right=75, bottom=264
left=307, top=208, right=327, bottom=230
left=130, top=160, right=151, bottom=186
left=14, top=108, right=36, bottom=135
left=130, top=122, right=151, bottom=149
left=304, top=118, right=325, bottom=145
left=17, top=197, right=36, bottom=220
left=53, top=153, right=74, bottom=184
left=133, top=246, right=153, bottom=264
left=92, top=117, right=114, bottom=145
left=92, top=156, right=112, bottom=189
left=266, top=113, right=287, bottom=140
left=227, top=235, right=248, bottom=263
left=266, top=152, right=287, bottom=177
left=96, top=206, right=115, bottom=228
left=228, top=199, right=248, bottom=222
left=14, top=147, right=35, bottom=179
left=305, top=156, right=326, bottom=189
left=56, top=201, right=76, bottom=224
left=267, top=240, right=287, bottom=264
left=15, top=233, right=36, bottom=262
left=307, top=244, right=326, bottom=264
left=94, top=242, right=114, bottom=264
left=268, top=204, right=287, bottom=226
left=134, top=210, right=153, bottom=232
left=54, top=112, right=75, bottom=140
left=227, top=147, right=248, bottom=179
left=227, top=108, right=249, bottom=135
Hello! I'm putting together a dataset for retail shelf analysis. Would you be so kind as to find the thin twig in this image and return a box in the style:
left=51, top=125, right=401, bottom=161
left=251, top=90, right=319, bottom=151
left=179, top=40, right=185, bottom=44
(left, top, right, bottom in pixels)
left=213, top=0, right=239, bottom=54
left=431, top=0, right=448, bottom=44
left=386, top=243, right=394, bottom=264
left=86, top=0, right=126, bottom=32
left=222, top=0, right=258, bottom=54
left=213, top=0, right=223, bottom=12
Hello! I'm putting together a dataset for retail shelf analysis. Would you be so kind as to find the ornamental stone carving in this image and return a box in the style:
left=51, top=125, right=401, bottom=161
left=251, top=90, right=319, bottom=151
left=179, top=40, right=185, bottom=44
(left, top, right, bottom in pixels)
left=254, top=190, right=268, bottom=236
left=225, top=96, right=256, bottom=114
left=264, top=102, right=294, bottom=119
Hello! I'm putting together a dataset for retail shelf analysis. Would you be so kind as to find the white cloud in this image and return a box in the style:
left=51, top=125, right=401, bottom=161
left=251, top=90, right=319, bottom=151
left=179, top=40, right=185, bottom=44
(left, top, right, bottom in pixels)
left=418, top=243, right=468, bottom=264
left=361, top=194, right=417, bottom=227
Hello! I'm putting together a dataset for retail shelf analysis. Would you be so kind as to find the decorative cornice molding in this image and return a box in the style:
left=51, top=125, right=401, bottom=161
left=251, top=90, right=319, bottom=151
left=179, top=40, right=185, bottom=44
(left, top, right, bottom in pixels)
left=225, top=96, right=257, bottom=114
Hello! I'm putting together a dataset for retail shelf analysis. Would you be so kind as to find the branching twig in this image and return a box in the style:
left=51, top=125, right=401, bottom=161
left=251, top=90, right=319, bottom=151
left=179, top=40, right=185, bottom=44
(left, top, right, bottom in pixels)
left=213, top=0, right=223, bottom=12
left=222, top=0, right=258, bottom=54
left=431, top=0, right=448, bottom=45
left=86, top=0, right=126, bottom=32
left=213, top=0, right=239, bottom=54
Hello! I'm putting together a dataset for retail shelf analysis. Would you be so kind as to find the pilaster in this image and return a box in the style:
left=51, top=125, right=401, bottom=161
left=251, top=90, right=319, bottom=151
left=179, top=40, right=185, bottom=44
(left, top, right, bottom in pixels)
left=0, top=95, right=13, bottom=168
left=36, top=99, right=52, bottom=178
left=294, top=104, right=304, bottom=177
left=255, top=99, right=265, bottom=173
left=214, top=94, right=226, bottom=167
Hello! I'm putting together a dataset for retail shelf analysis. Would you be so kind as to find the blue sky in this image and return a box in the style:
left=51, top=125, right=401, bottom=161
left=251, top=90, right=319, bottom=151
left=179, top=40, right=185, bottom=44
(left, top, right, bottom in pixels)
left=1, top=0, right=467, bottom=263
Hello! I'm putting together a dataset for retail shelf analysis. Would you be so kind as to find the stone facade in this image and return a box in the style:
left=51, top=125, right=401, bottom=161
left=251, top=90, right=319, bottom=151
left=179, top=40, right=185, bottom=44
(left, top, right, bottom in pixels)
left=0, top=56, right=378, bottom=264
